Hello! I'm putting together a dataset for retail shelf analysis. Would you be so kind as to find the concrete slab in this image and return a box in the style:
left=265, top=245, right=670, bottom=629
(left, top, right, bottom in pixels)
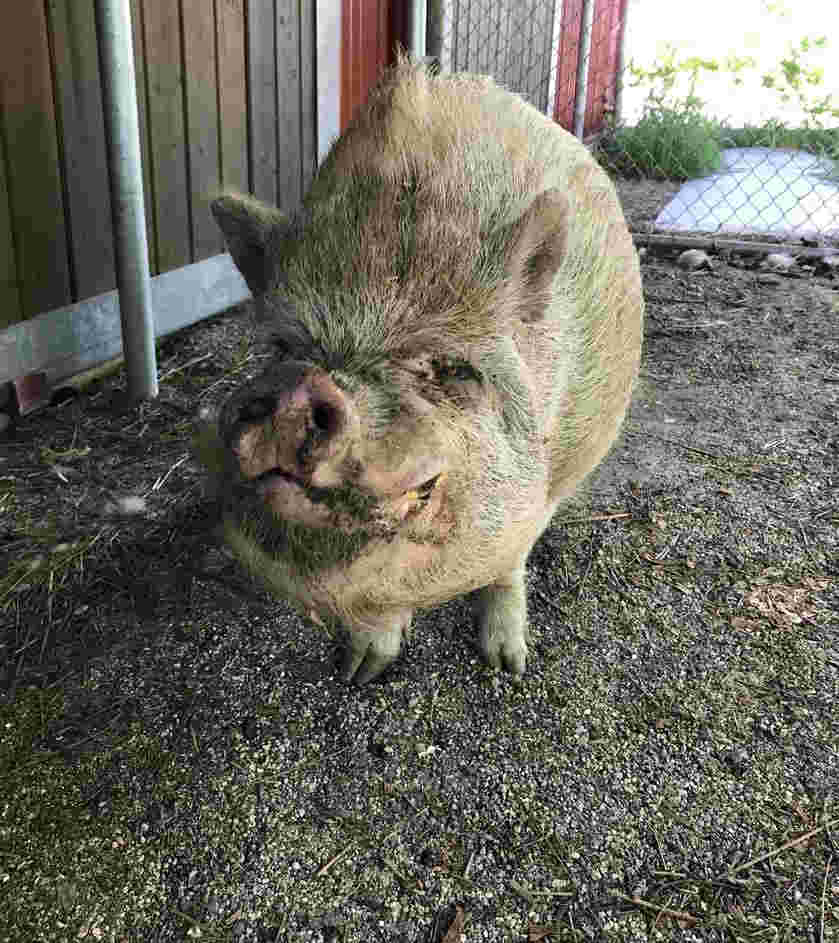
left=655, top=147, right=839, bottom=238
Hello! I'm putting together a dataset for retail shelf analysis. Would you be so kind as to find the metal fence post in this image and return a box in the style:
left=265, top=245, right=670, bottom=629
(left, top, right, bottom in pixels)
left=573, top=0, right=595, bottom=140
left=408, top=0, right=428, bottom=60
left=94, top=0, right=158, bottom=401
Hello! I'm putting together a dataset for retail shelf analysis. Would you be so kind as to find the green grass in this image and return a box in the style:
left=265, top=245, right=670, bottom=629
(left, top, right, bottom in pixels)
left=721, top=122, right=839, bottom=176
left=0, top=688, right=166, bottom=942
left=596, top=106, right=839, bottom=181
left=595, top=106, right=723, bottom=180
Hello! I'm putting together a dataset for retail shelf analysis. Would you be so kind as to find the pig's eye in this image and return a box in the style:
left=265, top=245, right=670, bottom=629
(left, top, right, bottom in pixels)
left=432, top=358, right=482, bottom=385
left=417, top=474, right=439, bottom=498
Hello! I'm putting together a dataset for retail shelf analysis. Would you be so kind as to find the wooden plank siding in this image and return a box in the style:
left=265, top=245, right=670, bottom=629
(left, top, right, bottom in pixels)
left=247, top=0, right=279, bottom=204
left=554, top=0, right=583, bottom=130
left=129, top=0, right=158, bottom=274
left=217, top=0, right=250, bottom=195
left=300, top=0, right=318, bottom=194
left=340, top=0, right=393, bottom=130
left=0, top=136, right=22, bottom=328
left=583, top=0, right=622, bottom=135
left=141, top=2, right=191, bottom=272
left=0, top=0, right=316, bottom=329
left=47, top=0, right=117, bottom=301
left=182, top=0, right=225, bottom=260
left=0, top=4, right=71, bottom=320
left=276, top=0, right=303, bottom=211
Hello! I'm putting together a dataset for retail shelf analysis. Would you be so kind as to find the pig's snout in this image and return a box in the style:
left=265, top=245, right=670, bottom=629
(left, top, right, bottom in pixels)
left=222, top=366, right=355, bottom=486
left=234, top=387, right=345, bottom=439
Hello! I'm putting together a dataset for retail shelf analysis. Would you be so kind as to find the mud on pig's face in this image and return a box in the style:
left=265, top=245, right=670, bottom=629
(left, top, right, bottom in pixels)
left=216, top=337, right=481, bottom=570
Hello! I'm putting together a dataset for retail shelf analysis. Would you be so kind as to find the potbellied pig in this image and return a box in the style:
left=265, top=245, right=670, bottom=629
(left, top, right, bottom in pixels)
left=198, top=61, right=643, bottom=683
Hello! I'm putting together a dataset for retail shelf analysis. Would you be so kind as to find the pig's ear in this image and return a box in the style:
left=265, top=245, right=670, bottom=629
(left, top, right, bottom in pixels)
left=211, top=193, right=289, bottom=296
left=505, top=189, right=568, bottom=324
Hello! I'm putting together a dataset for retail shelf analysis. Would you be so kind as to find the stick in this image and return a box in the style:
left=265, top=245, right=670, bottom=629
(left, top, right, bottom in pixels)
left=725, top=818, right=839, bottom=877
left=633, top=233, right=838, bottom=260
left=613, top=892, right=698, bottom=926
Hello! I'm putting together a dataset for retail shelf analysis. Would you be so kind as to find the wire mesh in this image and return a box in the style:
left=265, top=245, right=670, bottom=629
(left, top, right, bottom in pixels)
left=428, top=0, right=839, bottom=244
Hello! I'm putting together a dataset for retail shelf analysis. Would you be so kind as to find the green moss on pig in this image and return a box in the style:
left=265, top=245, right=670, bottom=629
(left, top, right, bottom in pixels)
left=199, top=60, right=643, bottom=683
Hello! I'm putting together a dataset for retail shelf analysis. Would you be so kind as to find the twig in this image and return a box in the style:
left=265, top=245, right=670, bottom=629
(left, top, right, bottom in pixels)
left=556, top=512, right=631, bottom=526
left=158, top=352, right=214, bottom=383
left=314, top=843, right=354, bottom=878
left=724, top=818, right=839, bottom=877
left=152, top=454, right=190, bottom=491
left=633, top=232, right=838, bottom=259
left=631, top=432, right=727, bottom=463
left=612, top=892, right=697, bottom=926
left=820, top=854, right=832, bottom=943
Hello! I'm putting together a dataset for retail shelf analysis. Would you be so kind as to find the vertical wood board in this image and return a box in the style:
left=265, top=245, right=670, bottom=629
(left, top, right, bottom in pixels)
left=276, top=0, right=302, bottom=211
left=0, top=4, right=71, bottom=318
left=217, top=0, right=250, bottom=195
left=299, top=0, right=317, bottom=194
left=247, top=0, right=278, bottom=203
left=141, top=0, right=191, bottom=271
left=554, top=0, right=583, bottom=129
left=0, top=140, right=22, bottom=328
left=48, top=0, right=117, bottom=300
left=129, top=0, right=158, bottom=274
left=182, top=0, right=224, bottom=260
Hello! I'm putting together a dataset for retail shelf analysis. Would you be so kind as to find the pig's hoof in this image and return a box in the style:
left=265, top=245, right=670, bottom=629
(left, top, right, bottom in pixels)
left=479, top=626, right=528, bottom=676
left=474, top=573, right=528, bottom=676
left=340, top=621, right=406, bottom=684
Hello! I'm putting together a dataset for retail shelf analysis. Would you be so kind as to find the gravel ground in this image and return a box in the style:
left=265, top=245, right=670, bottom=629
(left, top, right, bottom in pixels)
left=1, top=225, right=838, bottom=942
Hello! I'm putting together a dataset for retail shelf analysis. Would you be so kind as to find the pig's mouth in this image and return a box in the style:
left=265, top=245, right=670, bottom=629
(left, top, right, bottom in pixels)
left=254, top=467, right=332, bottom=503
left=251, top=465, right=444, bottom=525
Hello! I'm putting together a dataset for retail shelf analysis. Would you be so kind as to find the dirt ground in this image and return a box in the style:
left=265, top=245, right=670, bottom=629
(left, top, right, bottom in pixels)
left=1, top=185, right=837, bottom=941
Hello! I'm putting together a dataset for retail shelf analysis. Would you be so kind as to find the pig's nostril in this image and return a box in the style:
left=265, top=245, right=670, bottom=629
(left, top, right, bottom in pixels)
left=238, top=395, right=277, bottom=423
left=312, top=402, right=339, bottom=434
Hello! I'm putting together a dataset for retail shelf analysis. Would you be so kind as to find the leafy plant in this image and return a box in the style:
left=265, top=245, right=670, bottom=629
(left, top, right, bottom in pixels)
left=602, top=7, right=839, bottom=181
left=596, top=107, right=723, bottom=181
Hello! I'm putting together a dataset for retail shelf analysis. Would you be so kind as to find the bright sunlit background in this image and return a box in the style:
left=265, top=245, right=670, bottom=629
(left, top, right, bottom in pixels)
left=622, top=0, right=839, bottom=127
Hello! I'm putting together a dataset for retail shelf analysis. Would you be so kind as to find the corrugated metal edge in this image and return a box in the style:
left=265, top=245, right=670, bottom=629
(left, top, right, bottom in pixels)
left=0, top=252, right=249, bottom=387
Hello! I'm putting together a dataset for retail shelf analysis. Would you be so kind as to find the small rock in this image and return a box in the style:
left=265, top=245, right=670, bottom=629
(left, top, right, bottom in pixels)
left=756, top=273, right=782, bottom=286
left=198, top=404, right=219, bottom=423
left=762, top=252, right=796, bottom=272
left=241, top=715, right=260, bottom=742
left=419, top=846, right=441, bottom=867
left=815, top=253, right=839, bottom=274
left=725, top=748, right=751, bottom=775
left=104, top=495, right=148, bottom=516
left=677, top=248, right=712, bottom=271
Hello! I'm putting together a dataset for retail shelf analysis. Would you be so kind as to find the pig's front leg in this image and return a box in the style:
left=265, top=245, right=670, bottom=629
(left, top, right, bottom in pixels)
left=474, top=564, right=528, bottom=676
left=341, top=609, right=413, bottom=684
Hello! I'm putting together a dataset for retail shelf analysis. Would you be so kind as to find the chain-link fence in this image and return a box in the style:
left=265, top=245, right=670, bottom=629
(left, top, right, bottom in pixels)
left=426, top=0, right=839, bottom=247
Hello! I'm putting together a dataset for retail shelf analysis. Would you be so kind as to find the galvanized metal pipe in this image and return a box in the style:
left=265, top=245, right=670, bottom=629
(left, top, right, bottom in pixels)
left=573, top=0, right=595, bottom=139
left=94, top=0, right=158, bottom=400
left=613, top=0, right=630, bottom=124
left=425, top=0, right=443, bottom=66
left=408, top=0, right=428, bottom=60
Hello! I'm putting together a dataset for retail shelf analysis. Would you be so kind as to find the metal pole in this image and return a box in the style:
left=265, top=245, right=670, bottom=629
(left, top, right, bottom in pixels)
left=426, top=0, right=443, bottom=67
left=408, top=0, right=428, bottom=60
left=573, top=0, right=595, bottom=140
left=95, top=0, right=158, bottom=400
left=613, top=0, right=630, bottom=124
